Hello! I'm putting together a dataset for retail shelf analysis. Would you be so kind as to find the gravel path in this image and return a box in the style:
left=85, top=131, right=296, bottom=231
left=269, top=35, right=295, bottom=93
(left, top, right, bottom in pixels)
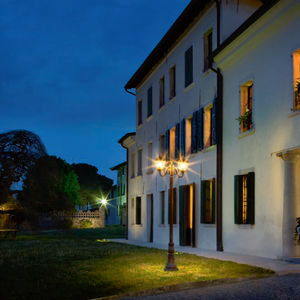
left=123, top=274, right=300, bottom=300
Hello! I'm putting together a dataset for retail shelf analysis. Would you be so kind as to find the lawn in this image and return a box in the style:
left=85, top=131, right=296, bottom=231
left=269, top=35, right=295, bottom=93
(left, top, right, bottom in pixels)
left=0, top=226, right=273, bottom=299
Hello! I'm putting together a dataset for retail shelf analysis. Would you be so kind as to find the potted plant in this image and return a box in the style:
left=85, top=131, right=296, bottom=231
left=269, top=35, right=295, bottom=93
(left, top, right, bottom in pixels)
left=236, top=105, right=252, bottom=130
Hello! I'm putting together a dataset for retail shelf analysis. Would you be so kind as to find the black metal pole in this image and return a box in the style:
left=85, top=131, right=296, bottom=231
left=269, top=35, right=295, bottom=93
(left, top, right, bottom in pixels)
left=165, top=163, right=178, bottom=271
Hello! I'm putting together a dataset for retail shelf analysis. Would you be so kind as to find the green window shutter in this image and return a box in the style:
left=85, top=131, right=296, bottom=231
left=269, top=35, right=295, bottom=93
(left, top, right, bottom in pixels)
left=192, top=183, right=196, bottom=247
left=197, top=108, right=204, bottom=150
left=200, top=180, right=206, bottom=223
left=212, top=178, right=215, bottom=224
left=192, top=111, right=198, bottom=153
left=247, top=172, right=255, bottom=225
left=179, top=185, right=185, bottom=246
left=165, top=129, right=170, bottom=160
left=180, top=119, right=186, bottom=158
left=175, top=123, right=180, bottom=159
left=173, top=188, right=177, bottom=224
left=234, top=175, right=243, bottom=224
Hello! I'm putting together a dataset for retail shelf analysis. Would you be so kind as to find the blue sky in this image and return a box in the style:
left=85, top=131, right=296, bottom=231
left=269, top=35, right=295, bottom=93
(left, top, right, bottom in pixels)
left=0, top=0, right=188, bottom=182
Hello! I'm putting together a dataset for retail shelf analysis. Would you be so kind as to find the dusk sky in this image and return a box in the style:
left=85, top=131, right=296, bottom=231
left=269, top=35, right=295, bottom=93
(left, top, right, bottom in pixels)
left=0, top=0, right=188, bottom=182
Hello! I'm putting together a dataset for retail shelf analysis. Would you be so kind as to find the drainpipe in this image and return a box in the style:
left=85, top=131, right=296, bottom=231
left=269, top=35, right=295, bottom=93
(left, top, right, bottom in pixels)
left=210, top=0, right=224, bottom=252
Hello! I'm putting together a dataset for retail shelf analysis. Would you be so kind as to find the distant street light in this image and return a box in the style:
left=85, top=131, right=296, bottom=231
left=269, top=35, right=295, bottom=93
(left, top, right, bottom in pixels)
left=155, top=157, right=188, bottom=271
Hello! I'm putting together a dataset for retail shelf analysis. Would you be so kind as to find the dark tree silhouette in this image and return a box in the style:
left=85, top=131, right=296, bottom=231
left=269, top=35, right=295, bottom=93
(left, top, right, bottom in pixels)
left=72, top=163, right=113, bottom=207
left=0, top=130, right=47, bottom=202
left=19, top=156, right=80, bottom=213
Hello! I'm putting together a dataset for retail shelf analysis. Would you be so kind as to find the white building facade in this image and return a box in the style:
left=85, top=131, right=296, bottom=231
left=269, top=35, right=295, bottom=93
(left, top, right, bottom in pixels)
left=120, top=0, right=300, bottom=259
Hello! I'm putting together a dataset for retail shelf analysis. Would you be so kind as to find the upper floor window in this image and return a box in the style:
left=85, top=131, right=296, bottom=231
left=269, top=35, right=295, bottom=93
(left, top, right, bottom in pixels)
left=204, top=104, right=213, bottom=148
left=185, top=46, right=193, bottom=87
left=293, top=49, right=300, bottom=111
left=159, top=76, right=165, bottom=108
left=138, top=99, right=143, bottom=126
left=239, top=80, right=253, bottom=133
left=131, top=152, right=135, bottom=178
left=203, top=30, right=212, bottom=72
left=169, top=65, right=176, bottom=99
left=234, top=172, right=255, bottom=225
left=169, top=127, right=176, bottom=159
left=185, top=116, right=192, bottom=155
left=137, top=148, right=143, bottom=176
left=147, top=87, right=153, bottom=118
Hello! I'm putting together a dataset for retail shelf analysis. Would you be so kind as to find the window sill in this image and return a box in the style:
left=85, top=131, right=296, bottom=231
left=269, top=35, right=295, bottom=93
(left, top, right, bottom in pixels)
left=202, top=144, right=216, bottom=153
left=130, top=176, right=135, bottom=180
left=134, top=224, right=143, bottom=227
left=168, top=224, right=178, bottom=227
left=137, top=124, right=143, bottom=129
left=288, top=109, right=300, bottom=118
left=158, top=105, right=166, bottom=113
left=169, top=96, right=176, bottom=104
left=136, top=174, right=143, bottom=178
left=146, top=115, right=153, bottom=122
left=184, top=82, right=195, bottom=93
left=146, top=169, right=153, bottom=175
left=238, top=128, right=255, bottom=139
left=158, top=224, right=166, bottom=227
left=236, top=224, right=254, bottom=229
left=200, top=223, right=216, bottom=228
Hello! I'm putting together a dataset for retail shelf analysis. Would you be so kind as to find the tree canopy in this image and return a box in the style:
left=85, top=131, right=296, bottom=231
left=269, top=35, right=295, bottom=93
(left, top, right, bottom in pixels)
left=19, top=156, right=80, bottom=213
left=72, top=163, right=112, bottom=207
left=0, top=130, right=47, bottom=203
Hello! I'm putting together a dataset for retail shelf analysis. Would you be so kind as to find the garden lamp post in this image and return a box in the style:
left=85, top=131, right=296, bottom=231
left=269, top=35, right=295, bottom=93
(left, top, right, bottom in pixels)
left=155, top=158, right=188, bottom=271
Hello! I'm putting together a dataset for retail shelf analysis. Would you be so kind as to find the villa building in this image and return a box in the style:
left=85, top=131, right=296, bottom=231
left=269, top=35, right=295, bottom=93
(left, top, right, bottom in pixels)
left=120, top=0, right=300, bottom=259
left=106, top=162, right=127, bottom=225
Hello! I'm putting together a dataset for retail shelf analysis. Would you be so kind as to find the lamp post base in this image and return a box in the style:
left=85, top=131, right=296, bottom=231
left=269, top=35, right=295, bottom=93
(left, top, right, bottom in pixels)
left=164, top=242, right=178, bottom=271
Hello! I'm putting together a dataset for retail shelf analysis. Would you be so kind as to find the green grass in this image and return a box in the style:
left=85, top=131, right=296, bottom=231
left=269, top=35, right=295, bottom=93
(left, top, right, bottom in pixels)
left=0, top=226, right=273, bottom=300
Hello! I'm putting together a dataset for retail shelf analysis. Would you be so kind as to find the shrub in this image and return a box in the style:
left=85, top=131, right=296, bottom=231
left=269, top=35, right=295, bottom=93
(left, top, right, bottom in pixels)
left=79, top=219, right=93, bottom=228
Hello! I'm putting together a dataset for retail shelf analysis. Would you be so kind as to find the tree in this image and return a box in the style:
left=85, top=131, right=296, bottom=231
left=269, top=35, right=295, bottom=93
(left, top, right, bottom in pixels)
left=0, top=130, right=47, bottom=203
left=19, top=156, right=80, bottom=213
left=72, top=163, right=113, bottom=207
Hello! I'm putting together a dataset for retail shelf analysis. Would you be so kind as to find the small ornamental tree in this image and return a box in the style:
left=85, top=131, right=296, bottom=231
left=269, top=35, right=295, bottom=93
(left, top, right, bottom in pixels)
left=19, top=156, right=80, bottom=213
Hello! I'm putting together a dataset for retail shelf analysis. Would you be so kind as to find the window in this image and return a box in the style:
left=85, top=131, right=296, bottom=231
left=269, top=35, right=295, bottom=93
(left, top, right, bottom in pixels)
left=201, top=179, right=215, bottom=224
left=169, top=127, right=176, bottom=159
left=168, top=188, right=177, bottom=224
left=203, top=30, right=212, bottom=72
left=185, top=117, right=192, bottom=155
left=136, top=196, right=141, bottom=225
left=159, top=135, right=165, bottom=158
left=131, top=152, right=135, bottom=178
left=240, top=81, right=253, bottom=133
left=138, top=99, right=143, bottom=126
left=185, top=46, right=193, bottom=87
left=137, top=148, right=142, bottom=176
left=204, top=104, right=213, bottom=148
left=293, top=49, right=300, bottom=111
left=169, top=65, right=176, bottom=99
left=147, top=87, right=152, bottom=117
left=160, top=191, right=165, bottom=224
left=148, top=142, right=152, bottom=170
left=234, top=172, right=255, bottom=225
left=159, top=76, right=165, bottom=108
